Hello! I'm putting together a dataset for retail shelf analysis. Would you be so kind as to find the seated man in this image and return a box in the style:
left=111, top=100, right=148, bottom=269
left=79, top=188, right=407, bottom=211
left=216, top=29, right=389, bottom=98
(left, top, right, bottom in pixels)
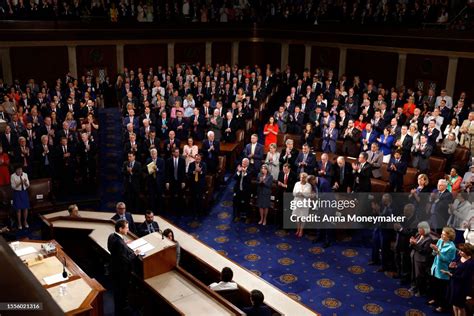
left=111, top=202, right=137, bottom=234
left=138, top=210, right=160, bottom=237
left=209, top=267, right=238, bottom=291
left=67, top=204, right=80, bottom=217
left=243, top=289, right=272, bottom=316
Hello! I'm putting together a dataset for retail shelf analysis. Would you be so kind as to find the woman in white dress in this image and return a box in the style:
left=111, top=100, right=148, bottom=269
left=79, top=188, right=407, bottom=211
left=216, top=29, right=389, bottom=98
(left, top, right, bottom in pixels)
left=182, top=137, right=198, bottom=172
left=292, top=173, right=314, bottom=237
left=183, top=94, right=195, bottom=118
left=408, top=123, right=420, bottom=152
left=264, top=143, right=280, bottom=180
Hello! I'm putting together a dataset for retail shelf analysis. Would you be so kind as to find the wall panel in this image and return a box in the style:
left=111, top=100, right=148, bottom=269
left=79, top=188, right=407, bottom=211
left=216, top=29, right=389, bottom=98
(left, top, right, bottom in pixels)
left=124, top=44, right=167, bottom=71
left=211, top=42, right=232, bottom=66
left=174, top=43, right=205, bottom=66
left=454, top=58, right=474, bottom=99
left=310, top=46, right=339, bottom=75
left=238, top=42, right=281, bottom=69
left=76, top=45, right=117, bottom=79
left=404, top=54, right=448, bottom=93
left=11, top=46, right=68, bottom=86
left=288, top=44, right=305, bottom=74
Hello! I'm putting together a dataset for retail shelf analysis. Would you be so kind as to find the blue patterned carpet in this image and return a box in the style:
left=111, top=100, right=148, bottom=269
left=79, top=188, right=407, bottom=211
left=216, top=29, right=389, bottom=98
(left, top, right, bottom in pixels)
left=164, top=181, right=438, bottom=316
left=98, top=108, right=124, bottom=211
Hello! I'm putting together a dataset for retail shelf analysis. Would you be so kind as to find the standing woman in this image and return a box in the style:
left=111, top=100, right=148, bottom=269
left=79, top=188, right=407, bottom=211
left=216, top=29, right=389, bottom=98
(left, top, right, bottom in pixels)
left=256, top=164, right=273, bottom=226
left=0, top=146, right=10, bottom=186
left=183, top=137, right=198, bottom=172
left=11, top=165, right=30, bottom=230
left=378, top=127, right=394, bottom=163
left=292, top=173, right=314, bottom=237
left=264, top=143, right=280, bottom=180
left=442, top=243, right=474, bottom=316
left=263, top=117, right=279, bottom=151
left=427, top=227, right=457, bottom=312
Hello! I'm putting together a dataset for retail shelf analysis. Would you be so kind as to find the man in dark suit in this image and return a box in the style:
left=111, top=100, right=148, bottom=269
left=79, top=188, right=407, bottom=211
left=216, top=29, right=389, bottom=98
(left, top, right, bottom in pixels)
left=352, top=152, right=372, bottom=192
left=393, top=204, right=418, bottom=284
left=111, top=202, right=137, bottom=234
left=54, top=137, right=76, bottom=195
left=163, top=131, right=181, bottom=159
left=156, top=111, right=170, bottom=139
left=187, top=154, right=207, bottom=218
left=221, top=111, right=238, bottom=143
left=295, top=143, right=316, bottom=175
left=122, top=152, right=142, bottom=213
left=288, top=106, right=304, bottom=134
left=342, top=120, right=361, bottom=158
left=332, top=156, right=353, bottom=193
left=1, top=125, right=18, bottom=155
left=35, top=134, right=54, bottom=178
left=201, top=130, right=220, bottom=173
left=77, top=132, right=97, bottom=190
left=394, top=125, right=413, bottom=162
left=165, top=148, right=186, bottom=212
left=429, top=179, right=454, bottom=230
left=170, top=110, right=189, bottom=141
left=145, top=148, right=165, bottom=213
left=233, top=158, right=252, bottom=223
left=243, top=134, right=264, bottom=174
left=107, top=220, right=138, bottom=316
left=388, top=151, right=407, bottom=192
left=279, top=139, right=299, bottom=170
left=315, top=153, right=333, bottom=183
left=123, top=133, right=141, bottom=161
left=137, top=210, right=160, bottom=237
left=424, top=120, right=440, bottom=147
left=411, top=135, right=432, bottom=173
left=190, top=108, right=206, bottom=141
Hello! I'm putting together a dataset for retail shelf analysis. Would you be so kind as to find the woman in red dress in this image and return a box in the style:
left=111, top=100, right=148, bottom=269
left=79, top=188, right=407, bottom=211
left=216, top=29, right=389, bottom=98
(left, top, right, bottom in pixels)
left=0, top=146, right=10, bottom=186
left=263, top=116, right=279, bottom=151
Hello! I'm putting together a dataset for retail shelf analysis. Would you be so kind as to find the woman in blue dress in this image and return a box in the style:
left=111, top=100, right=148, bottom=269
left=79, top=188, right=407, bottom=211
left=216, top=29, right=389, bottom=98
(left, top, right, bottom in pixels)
left=377, top=127, right=394, bottom=163
left=10, top=165, right=30, bottom=230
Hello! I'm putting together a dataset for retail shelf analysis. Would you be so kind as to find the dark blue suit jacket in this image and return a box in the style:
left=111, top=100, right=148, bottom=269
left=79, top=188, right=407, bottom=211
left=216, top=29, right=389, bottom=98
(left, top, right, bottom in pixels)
left=111, top=212, right=137, bottom=234
left=316, top=177, right=332, bottom=192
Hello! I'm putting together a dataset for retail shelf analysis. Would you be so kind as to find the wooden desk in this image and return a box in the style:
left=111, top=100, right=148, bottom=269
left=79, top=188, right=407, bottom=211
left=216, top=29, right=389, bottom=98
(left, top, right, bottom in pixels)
left=43, top=211, right=319, bottom=316
left=42, top=212, right=244, bottom=316
left=146, top=270, right=237, bottom=316
left=220, top=142, right=240, bottom=170
left=10, top=240, right=105, bottom=316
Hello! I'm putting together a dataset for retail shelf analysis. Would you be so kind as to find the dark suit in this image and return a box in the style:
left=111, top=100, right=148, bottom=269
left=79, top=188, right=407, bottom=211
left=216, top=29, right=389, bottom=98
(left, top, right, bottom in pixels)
left=201, top=139, right=220, bottom=173
left=295, top=152, right=316, bottom=174
left=395, top=134, right=413, bottom=161
left=187, top=161, right=207, bottom=216
left=170, top=118, right=189, bottom=141
left=388, top=157, right=407, bottom=192
left=410, top=234, right=434, bottom=295
left=244, top=143, right=264, bottom=173
left=122, top=160, right=142, bottom=212
left=233, top=167, right=252, bottom=220
left=156, top=118, right=170, bottom=139
left=77, top=140, right=97, bottom=188
left=279, top=148, right=299, bottom=170
left=107, top=232, right=137, bottom=316
left=353, top=162, right=372, bottom=192
left=342, top=127, right=361, bottom=157
left=315, top=160, right=333, bottom=183
left=429, top=190, right=454, bottom=229
left=162, top=138, right=180, bottom=159
left=411, top=143, right=432, bottom=173
left=242, top=305, right=272, bottom=316
left=333, top=162, right=353, bottom=192
left=189, top=113, right=206, bottom=140
left=54, top=144, right=76, bottom=194
left=221, top=118, right=238, bottom=143
left=395, top=215, right=417, bottom=283
left=35, top=143, right=54, bottom=178
left=145, top=157, right=165, bottom=213
left=166, top=156, right=186, bottom=210
left=137, top=221, right=160, bottom=237
left=111, top=212, right=137, bottom=234
left=321, top=127, right=338, bottom=153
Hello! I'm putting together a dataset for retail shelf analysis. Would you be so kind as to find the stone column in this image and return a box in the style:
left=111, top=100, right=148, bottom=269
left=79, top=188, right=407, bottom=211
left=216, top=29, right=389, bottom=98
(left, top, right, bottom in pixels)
left=446, top=57, right=458, bottom=96
left=67, top=45, right=77, bottom=78
left=396, top=53, right=407, bottom=88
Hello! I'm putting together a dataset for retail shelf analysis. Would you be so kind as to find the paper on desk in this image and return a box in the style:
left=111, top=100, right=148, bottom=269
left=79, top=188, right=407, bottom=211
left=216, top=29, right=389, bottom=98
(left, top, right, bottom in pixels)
left=43, top=272, right=69, bottom=285
left=136, top=243, right=154, bottom=254
left=15, top=246, right=37, bottom=257
left=128, top=238, right=147, bottom=250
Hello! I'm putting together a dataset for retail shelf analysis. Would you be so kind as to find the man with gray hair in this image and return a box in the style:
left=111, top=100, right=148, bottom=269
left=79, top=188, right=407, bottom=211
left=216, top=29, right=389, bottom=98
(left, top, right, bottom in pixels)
left=279, top=138, right=299, bottom=169
left=428, top=179, right=453, bottom=231
left=111, top=202, right=137, bottom=234
left=202, top=130, right=220, bottom=173
left=233, top=158, right=252, bottom=223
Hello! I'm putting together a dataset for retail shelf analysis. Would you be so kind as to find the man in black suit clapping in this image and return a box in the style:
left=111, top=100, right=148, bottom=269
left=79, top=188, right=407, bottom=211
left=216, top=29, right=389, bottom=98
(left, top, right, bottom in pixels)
left=187, top=153, right=207, bottom=218
left=166, top=148, right=186, bottom=212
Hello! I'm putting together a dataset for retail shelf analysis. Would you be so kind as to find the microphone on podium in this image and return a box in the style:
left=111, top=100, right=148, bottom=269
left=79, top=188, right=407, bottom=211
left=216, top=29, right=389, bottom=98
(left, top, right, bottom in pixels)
left=62, top=257, right=67, bottom=278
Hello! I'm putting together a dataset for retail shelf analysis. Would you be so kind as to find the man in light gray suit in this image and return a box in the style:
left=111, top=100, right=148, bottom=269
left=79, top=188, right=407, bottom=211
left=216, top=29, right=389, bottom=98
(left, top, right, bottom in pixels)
left=366, top=142, right=384, bottom=179
left=411, top=135, right=432, bottom=173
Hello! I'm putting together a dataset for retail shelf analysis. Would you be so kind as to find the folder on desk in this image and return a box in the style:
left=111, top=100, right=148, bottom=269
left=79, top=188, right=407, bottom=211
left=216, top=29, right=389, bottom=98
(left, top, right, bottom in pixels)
left=128, top=238, right=147, bottom=250
left=15, top=246, right=37, bottom=257
left=43, top=272, right=69, bottom=285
